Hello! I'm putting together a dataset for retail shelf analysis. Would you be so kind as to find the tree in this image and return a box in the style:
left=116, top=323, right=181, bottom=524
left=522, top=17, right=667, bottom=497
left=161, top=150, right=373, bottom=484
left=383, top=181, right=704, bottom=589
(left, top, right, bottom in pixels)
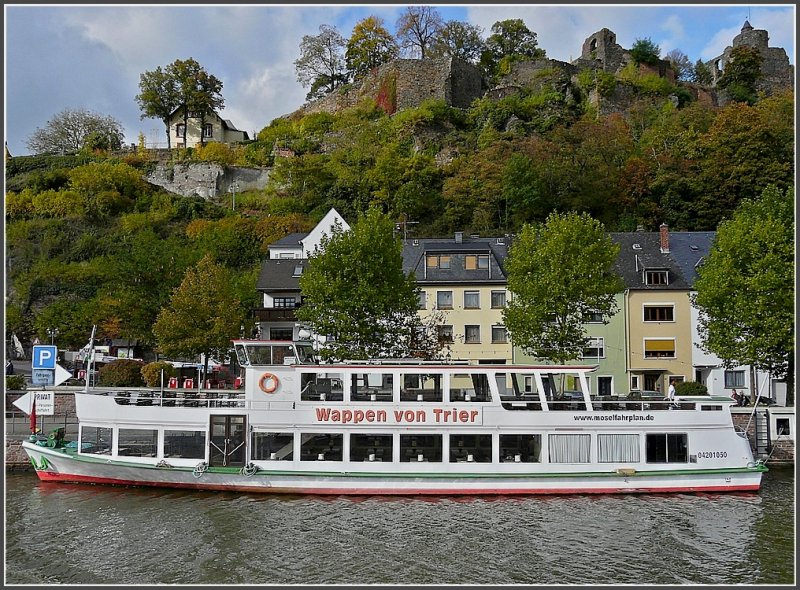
left=482, top=19, right=544, bottom=80
left=135, top=66, right=179, bottom=148
left=630, top=38, right=661, bottom=66
left=429, top=20, right=485, bottom=64
left=171, top=58, right=225, bottom=147
left=717, top=45, right=764, bottom=105
left=345, top=16, right=399, bottom=81
left=693, top=185, right=794, bottom=405
left=665, top=49, right=693, bottom=81
left=294, top=24, right=349, bottom=101
left=692, top=59, right=713, bottom=85
left=153, top=254, right=244, bottom=382
left=25, top=108, right=124, bottom=155
left=296, top=208, right=419, bottom=360
left=395, top=5, right=444, bottom=59
left=503, top=212, right=623, bottom=364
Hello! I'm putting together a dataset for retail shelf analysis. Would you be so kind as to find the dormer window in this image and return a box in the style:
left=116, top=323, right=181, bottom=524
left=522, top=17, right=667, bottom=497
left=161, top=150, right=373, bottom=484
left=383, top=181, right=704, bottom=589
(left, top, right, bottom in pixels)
left=465, top=254, right=489, bottom=270
left=645, top=270, right=669, bottom=286
left=292, top=266, right=304, bottom=277
left=426, top=255, right=450, bottom=269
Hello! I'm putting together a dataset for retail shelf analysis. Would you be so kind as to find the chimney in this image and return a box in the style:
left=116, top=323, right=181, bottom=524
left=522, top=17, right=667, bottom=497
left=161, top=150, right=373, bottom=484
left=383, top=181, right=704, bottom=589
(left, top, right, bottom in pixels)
left=659, top=223, right=670, bottom=253
left=455, top=232, right=463, bottom=244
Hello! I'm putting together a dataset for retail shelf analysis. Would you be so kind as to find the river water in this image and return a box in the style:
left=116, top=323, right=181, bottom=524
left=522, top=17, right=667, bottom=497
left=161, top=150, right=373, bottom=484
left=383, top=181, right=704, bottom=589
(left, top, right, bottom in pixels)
left=4, top=467, right=794, bottom=585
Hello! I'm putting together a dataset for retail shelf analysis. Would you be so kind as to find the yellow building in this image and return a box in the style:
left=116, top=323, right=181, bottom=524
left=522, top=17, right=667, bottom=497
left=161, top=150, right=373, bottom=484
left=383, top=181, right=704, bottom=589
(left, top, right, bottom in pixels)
left=402, top=233, right=512, bottom=363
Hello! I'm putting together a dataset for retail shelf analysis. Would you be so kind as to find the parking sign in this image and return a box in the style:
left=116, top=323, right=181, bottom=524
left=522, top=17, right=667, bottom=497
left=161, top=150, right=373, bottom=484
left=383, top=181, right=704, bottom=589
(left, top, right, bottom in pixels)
left=32, top=345, right=58, bottom=370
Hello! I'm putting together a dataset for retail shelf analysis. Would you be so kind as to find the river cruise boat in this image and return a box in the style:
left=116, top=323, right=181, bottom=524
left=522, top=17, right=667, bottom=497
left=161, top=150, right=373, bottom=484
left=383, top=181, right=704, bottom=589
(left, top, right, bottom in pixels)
left=22, top=340, right=766, bottom=495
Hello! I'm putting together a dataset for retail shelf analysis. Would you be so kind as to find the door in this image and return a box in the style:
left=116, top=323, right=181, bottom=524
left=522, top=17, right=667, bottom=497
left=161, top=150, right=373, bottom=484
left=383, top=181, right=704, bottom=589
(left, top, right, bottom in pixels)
left=209, top=415, right=247, bottom=467
left=597, top=376, right=612, bottom=396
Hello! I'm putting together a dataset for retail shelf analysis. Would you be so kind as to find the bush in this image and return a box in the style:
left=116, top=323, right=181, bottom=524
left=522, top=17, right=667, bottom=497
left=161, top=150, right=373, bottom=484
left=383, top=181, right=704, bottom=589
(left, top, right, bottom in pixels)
left=141, top=361, right=177, bottom=387
left=97, top=359, right=145, bottom=387
left=675, top=381, right=709, bottom=396
left=6, top=375, right=27, bottom=391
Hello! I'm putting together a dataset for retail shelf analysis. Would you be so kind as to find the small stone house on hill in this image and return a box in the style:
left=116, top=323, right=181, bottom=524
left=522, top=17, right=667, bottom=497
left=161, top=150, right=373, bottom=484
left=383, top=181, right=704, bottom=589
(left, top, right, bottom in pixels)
left=168, top=108, right=249, bottom=149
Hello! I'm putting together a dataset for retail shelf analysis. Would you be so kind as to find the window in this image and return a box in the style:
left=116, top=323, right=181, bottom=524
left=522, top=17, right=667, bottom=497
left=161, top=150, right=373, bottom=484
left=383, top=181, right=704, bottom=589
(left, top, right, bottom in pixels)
left=449, top=373, right=490, bottom=402
left=351, top=373, right=393, bottom=402
left=252, top=432, right=294, bottom=460
left=273, top=297, right=296, bottom=308
left=400, top=434, right=442, bottom=462
left=449, top=434, right=492, bottom=463
left=437, top=325, right=453, bottom=343
left=350, top=434, right=393, bottom=462
left=549, top=434, right=591, bottom=463
left=400, top=374, right=443, bottom=402
left=80, top=426, right=112, bottom=455
left=203, top=123, right=213, bottom=138
left=436, top=291, right=453, bottom=309
left=491, top=326, right=507, bottom=343
left=465, top=325, right=480, bottom=343
left=269, top=328, right=293, bottom=341
left=491, top=290, right=506, bottom=309
left=598, top=434, right=640, bottom=463
left=724, top=370, right=745, bottom=388
left=775, top=418, right=791, bottom=437
left=164, top=430, right=205, bottom=459
left=118, top=429, right=158, bottom=457
left=175, top=123, right=185, bottom=138
left=645, top=270, right=669, bottom=285
left=581, top=337, right=605, bottom=359
left=300, top=433, right=343, bottom=461
left=464, top=291, right=480, bottom=309
left=465, top=254, right=489, bottom=270
left=499, top=434, right=541, bottom=463
left=644, top=339, right=675, bottom=358
left=644, top=306, right=675, bottom=322
left=630, top=375, right=640, bottom=391
left=426, top=255, right=450, bottom=269
left=292, top=266, right=304, bottom=277
left=417, top=291, right=426, bottom=310
left=646, top=433, right=688, bottom=463
left=584, top=311, right=604, bottom=323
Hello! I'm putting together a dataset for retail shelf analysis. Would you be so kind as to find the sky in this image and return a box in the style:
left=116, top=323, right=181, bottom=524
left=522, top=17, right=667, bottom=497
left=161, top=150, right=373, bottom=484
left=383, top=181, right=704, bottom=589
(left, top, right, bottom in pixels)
left=4, top=3, right=795, bottom=156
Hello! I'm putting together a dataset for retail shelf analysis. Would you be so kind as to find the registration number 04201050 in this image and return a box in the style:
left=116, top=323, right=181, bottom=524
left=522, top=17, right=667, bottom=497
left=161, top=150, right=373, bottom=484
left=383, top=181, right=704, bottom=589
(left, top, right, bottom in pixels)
left=697, top=451, right=727, bottom=459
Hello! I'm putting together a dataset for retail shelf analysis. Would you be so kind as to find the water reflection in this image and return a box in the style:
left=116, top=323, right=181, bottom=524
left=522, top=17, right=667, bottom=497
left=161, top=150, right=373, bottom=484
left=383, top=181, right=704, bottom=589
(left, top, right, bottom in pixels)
left=5, top=468, right=794, bottom=585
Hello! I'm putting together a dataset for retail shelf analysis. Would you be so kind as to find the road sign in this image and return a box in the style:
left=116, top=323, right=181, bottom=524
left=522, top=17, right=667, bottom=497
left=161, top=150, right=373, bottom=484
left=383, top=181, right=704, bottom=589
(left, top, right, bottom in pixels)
left=54, top=364, right=73, bottom=387
left=32, top=345, right=58, bottom=370
left=12, top=391, right=55, bottom=416
left=32, top=369, right=54, bottom=386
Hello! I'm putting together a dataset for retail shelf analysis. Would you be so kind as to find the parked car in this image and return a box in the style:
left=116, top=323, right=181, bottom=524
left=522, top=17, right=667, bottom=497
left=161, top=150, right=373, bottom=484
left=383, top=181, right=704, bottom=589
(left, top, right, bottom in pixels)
left=626, top=390, right=665, bottom=400
left=553, top=390, right=587, bottom=410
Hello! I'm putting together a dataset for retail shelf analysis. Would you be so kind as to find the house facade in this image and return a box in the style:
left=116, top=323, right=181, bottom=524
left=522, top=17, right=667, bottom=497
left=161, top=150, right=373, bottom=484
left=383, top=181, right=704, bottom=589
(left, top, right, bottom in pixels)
left=168, top=109, right=249, bottom=149
left=403, top=233, right=512, bottom=364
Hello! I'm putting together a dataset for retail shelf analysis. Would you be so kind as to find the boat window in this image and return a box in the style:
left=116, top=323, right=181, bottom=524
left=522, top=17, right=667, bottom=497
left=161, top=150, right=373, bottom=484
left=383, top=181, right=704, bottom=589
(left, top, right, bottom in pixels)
left=645, top=433, right=688, bottom=463
left=449, top=434, right=492, bottom=463
left=164, top=430, right=205, bottom=459
left=400, top=434, right=442, bottom=462
left=234, top=344, right=249, bottom=366
left=449, top=373, right=490, bottom=402
left=499, top=434, right=541, bottom=463
left=497, top=372, right=542, bottom=410
left=295, top=343, right=315, bottom=364
left=350, top=434, right=393, bottom=462
left=252, top=432, right=294, bottom=461
left=117, top=428, right=158, bottom=457
left=245, top=344, right=273, bottom=365
left=700, top=405, right=723, bottom=411
left=400, top=373, right=443, bottom=402
left=300, top=433, right=343, bottom=461
left=272, top=345, right=294, bottom=365
left=351, top=373, right=393, bottom=402
left=598, top=434, right=640, bottom=463
left=548, top=434, right=591, bottom=463
left=79, top=426, right=112, bottom=455
left=300, top=373, right=345, bottom=401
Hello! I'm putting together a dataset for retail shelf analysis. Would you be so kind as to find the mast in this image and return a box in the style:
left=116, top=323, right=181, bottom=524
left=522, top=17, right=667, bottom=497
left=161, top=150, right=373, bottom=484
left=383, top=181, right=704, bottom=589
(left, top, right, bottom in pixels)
left=84, top=325, right=96, bottom=393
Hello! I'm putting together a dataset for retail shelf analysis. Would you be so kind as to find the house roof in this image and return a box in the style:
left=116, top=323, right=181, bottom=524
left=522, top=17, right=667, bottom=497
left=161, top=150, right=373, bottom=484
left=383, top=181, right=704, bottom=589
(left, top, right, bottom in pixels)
left=168, top=108, right=249, bottom=139
left=269, top=232, right=309, bottom=248
left=256, top=259, right=307, bottom=292
left=401, top=236, right=510, bottom=285
left=667, top=231, right=715, bottom=286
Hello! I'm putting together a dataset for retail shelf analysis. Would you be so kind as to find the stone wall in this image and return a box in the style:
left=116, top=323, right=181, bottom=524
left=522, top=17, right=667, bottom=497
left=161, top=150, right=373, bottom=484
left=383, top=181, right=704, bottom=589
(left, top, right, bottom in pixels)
left=147, top=163, right=270, bottom=199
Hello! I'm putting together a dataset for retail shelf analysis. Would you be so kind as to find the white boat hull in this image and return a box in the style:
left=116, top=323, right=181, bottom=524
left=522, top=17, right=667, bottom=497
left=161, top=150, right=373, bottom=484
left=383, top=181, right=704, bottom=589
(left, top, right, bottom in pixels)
left=23, top=442, right=764, bottom=496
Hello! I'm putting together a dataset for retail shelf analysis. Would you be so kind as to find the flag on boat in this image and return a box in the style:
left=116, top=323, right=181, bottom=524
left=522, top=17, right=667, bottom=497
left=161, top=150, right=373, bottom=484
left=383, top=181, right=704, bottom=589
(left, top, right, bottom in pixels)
left=75, top=325, right=97, bottom=362
left=30, top=399, right=37, bottom=434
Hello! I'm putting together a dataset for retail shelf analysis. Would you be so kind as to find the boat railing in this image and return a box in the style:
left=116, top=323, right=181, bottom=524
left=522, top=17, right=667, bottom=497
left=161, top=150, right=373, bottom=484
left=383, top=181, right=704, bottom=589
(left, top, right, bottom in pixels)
left=105, top=390, right=245, bottom=408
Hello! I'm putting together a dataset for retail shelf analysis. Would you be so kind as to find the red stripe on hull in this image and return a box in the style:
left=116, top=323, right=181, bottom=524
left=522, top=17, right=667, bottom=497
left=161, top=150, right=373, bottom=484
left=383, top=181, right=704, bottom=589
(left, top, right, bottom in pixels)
left=34, top=471, right=761, bottom=495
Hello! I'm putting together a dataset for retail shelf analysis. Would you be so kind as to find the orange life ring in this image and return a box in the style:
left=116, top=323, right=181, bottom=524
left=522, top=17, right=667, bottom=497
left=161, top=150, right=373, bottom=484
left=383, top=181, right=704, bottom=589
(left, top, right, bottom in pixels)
left=259, top=372, right=279, bottom=394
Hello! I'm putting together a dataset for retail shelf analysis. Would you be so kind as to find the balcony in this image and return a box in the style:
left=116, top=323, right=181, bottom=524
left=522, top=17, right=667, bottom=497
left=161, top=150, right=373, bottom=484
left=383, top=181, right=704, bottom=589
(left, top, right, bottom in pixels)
left=253, top=307, right=298, bottom=322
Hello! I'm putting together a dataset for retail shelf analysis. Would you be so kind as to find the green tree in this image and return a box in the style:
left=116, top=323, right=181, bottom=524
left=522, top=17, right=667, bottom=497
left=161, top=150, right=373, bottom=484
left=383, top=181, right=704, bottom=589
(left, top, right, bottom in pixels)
left=693, top=185, right=794, bottom=405
left=294, top=24, right=349, bottom=101
left=136, top=66, right=180, bottom=148
left=692, top=59, right=713, bottom=84
left=717, top=45, right=764, bottom=105
left=167, top=58, right=225, bottom=147
left=503, top=212, right=623, bottom=364
left=345, top=16, right=399, bottom=81
left=296, top=208, right=419, bottom=360
left=153, top=254, right=244, bottom=380
left=429, top=20, right=485, bottom=63
left=630, top=38, right=661, bottom=65
left=395, top=5, right=443, bottom=59
left=482, top=19, right=544, bottom=80
left=26, top=108, right=124, bottom=155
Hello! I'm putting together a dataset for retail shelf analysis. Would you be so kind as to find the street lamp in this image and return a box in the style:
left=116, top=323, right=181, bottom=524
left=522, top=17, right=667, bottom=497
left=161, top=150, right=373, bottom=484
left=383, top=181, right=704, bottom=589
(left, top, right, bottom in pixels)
left=46, top=327, right=59, bottom=345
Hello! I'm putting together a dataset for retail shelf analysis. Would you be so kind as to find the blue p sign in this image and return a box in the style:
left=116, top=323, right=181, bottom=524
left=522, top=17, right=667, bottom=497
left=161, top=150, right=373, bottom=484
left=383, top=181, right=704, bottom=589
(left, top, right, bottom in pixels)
left=32, top=345, right=58, bottom=370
